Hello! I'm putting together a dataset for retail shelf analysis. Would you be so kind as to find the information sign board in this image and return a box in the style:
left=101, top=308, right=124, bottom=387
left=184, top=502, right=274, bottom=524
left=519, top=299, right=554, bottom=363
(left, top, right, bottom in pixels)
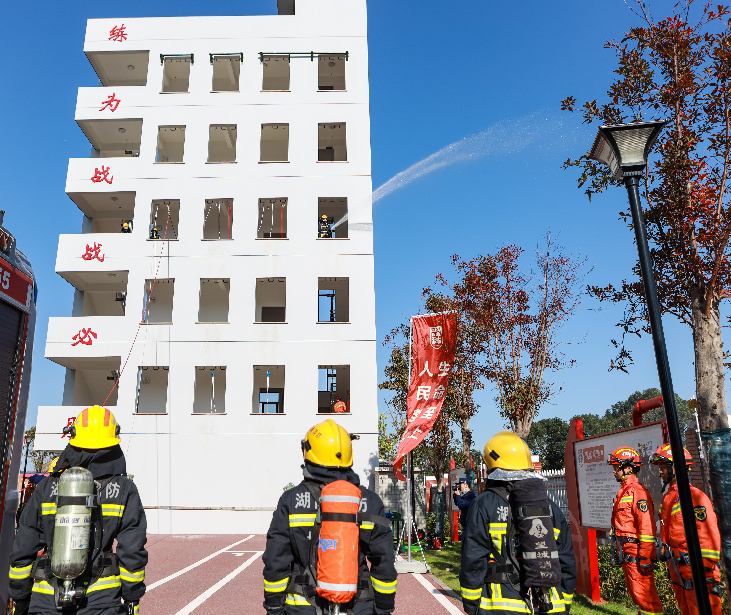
left=449, top=468, right=465, bottom=512
left=574, top=422, right=665, bottom=530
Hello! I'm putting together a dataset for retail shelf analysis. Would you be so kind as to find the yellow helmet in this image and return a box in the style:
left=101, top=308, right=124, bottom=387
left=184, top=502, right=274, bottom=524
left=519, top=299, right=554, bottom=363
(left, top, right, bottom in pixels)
left=483, top=431, right=533, bottom=471
left=65, top=405, right=121, bottom=449
left=302, top=419, right=354, bottom=468
left=47, top=457, right=59, bottom=473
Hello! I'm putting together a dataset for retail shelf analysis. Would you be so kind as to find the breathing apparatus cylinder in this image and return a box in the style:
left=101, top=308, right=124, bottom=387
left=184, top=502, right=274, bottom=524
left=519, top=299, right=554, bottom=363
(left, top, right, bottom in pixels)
left=51, top=467, right=94, bottom=582
left=316, top=480, right=360, bottom=605
left=512, top=478, right=561, bottom=612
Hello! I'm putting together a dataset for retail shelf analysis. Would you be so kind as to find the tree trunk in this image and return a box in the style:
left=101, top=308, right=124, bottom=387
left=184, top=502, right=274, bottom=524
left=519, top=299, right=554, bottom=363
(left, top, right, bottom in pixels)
left=692, top=289, right=730, bottom=433
left=691, top=287, right=731, bottom=584
left=461, top=417, right=472, bottom=467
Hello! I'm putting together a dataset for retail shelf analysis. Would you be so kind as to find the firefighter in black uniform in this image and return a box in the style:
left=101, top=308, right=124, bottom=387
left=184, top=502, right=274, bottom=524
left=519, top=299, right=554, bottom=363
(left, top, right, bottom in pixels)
left=8, top=406, right=147, bottom=615
left=460, top=431, right=576, bottom=615
left=263, top=419, right=397, bottom=615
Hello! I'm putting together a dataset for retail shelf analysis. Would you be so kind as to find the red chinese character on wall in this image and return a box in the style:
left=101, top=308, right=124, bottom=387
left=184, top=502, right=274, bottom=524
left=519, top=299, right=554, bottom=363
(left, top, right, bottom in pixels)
left=99, top=93, right=120, bottom=112
left=109, top=25, right=127, bottom=42
left=61, top=416, right=76, bottom=439
left=81, top=242, right=105, bottom=262
left=91, top=166, right=113, bottom=184
left=71, top=328, right=97, bottom=347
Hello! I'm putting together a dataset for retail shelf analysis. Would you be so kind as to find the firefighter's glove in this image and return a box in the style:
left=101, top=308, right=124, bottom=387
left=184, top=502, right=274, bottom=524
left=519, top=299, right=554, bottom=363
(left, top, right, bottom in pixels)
left=124, top=600, right=139, bottom=615
left=11, top=599, right=29, bottom=615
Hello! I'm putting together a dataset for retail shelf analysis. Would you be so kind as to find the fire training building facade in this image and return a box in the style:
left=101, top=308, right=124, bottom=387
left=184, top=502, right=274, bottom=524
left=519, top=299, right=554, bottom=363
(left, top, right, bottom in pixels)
left=34, top=0, right=377, bottom=534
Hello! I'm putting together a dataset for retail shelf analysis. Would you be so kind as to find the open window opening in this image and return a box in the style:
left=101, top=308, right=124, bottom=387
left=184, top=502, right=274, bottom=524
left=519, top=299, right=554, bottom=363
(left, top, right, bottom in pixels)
left=318, top=365, right=350, bottom=413
left=260, top=124, right=289, bottom=162
left=86, top=51, right=150, bottom=87
left=150, top=200, right=180, bottom=240
left=257, top=198, right=287, bottom=238
left=70, top=358, right=121, bottom=406
left=256, top=278, right=286, bottom=322
left=135, top=366, right=169, bottom=414
left=253, top=365, right=285, bottom=413
left=277, top=0, right=295, bottom=15
left=161, top=55, right=192, bottom=92
left=211, top=54, right=241, bottom=91
left=194, top=366, right=226, bottom=414
left=71, top=192, right=135, bottom=234
left=203, top=199, right=234, bottom=239
left=156, top=126, right=186, bottom=163
left=80, top=119, right=142, bottom=158
left=198, top=278, right=230, bottom=323
left=142, top=278, right=174, bottom=324
left=318, top=55, right=346, bottom=91
left=208, top=125, right=237, bottom=163
left=318, top=278, right=349, bottom=322
left=317, top=197, right=348, bottom=239
left=318, top=123, right=347, bottom=161
left=262, top=55, right=290, bottom=91
left=71, top=271, right=128, bottom=317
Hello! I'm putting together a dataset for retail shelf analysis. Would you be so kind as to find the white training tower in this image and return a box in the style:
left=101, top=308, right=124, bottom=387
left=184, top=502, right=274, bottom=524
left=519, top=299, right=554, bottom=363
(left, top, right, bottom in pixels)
left=35, top=0, right=376, bottom=534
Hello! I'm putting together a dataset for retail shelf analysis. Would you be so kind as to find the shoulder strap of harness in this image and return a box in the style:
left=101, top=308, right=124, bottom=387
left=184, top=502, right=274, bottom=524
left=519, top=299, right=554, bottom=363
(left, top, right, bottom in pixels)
left=482, top=485, right=520, bottom=590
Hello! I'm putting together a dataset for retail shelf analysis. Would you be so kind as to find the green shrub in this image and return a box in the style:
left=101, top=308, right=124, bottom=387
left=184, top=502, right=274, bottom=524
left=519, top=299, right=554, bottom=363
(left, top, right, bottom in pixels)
left=597, top=545, right=730, bottom=615
left=424, top=511, right=451, bottom=544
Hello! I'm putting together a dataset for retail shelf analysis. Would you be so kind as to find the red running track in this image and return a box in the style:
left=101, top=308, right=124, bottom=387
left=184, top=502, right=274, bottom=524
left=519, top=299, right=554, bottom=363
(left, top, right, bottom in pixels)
left=140, top=535, right=464, bottom=615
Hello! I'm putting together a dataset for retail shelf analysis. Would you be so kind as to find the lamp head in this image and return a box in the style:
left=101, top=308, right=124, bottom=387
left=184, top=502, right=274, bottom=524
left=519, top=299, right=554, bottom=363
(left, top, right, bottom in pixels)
left=588, top=121, right=667, bottom=180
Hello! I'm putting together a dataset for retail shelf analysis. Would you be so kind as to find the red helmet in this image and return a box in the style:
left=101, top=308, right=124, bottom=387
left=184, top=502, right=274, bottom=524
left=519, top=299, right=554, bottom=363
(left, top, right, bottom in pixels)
left=607, top=446, right=642, bottom=469
left=650, top=443, right=693, bottom=465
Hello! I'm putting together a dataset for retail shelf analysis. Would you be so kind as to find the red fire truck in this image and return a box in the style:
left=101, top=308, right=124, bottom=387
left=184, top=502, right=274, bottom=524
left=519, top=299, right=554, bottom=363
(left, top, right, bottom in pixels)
left=0, top=212, right=38, bottom=605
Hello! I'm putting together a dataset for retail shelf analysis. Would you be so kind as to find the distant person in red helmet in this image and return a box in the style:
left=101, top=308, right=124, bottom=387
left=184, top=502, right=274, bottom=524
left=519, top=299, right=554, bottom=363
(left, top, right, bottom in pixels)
left=607, top=446, right=663, bottom=615
left=651, top=444, right=723, bottom=615
left=333, top=395, right=347, bottom=413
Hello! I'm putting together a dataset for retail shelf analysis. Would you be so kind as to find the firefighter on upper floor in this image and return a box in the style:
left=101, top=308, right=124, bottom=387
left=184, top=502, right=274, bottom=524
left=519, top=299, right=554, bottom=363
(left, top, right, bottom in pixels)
left=8, top=406, right=148, bottom=615
left=318, top=215, right=332, bottom=238
left=459, top=431, right=576, bottom=615
left=650, top=443, right=723, bottom=615
left=607, top=446, right=663, bottom=615
left=332, top=396, right=347, bottom=414
left=262, top=419, right=397, bottom=615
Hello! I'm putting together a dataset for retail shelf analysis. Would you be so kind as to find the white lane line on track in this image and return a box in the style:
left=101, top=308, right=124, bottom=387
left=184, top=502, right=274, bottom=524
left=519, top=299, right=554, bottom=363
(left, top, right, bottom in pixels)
left=411, top=572, right=464, bottom=615
left=173, top=551, right=263, bottom=615
left=146, top=535, right=255, bottom=591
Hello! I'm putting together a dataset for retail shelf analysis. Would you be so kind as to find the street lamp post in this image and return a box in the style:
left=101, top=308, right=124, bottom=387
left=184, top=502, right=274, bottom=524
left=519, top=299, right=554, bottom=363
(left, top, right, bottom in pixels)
left=588, top=121, right=712, bottom=615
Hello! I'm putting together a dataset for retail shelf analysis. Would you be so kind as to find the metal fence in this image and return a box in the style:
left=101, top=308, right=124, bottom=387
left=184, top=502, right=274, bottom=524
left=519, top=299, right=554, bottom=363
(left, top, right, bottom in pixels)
left=541, top=468, right=569, bottom=520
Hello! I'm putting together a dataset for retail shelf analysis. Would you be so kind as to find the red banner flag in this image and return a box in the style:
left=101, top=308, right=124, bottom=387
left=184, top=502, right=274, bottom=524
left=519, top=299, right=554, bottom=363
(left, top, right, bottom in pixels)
left=392, top=312, right=457, bottom=481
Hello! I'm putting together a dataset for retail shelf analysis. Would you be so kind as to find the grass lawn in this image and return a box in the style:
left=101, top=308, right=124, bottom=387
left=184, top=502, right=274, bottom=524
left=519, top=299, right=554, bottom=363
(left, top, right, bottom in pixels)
left=421, top=542, right=633, bottom=615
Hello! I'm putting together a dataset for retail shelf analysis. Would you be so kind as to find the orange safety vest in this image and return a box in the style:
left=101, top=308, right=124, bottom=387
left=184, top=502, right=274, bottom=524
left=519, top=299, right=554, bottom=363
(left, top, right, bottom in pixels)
left=333, top=401, right=347, bottom=413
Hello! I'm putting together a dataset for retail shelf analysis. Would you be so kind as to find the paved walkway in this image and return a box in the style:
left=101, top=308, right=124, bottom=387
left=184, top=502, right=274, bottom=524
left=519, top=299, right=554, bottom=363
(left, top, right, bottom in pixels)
left=141, top=535, right=464, bottom=615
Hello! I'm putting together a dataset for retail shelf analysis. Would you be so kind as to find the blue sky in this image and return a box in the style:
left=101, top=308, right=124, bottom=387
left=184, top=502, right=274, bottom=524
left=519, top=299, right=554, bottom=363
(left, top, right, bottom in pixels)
left=0, top=1, right=718, bottom=444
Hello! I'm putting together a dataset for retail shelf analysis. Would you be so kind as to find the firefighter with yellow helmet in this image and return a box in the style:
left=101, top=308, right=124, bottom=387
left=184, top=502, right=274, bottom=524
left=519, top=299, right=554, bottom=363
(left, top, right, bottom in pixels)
left=263, top=419, right=397, bottom=615
left=460, top=431, right=576, bottom=615
left=8, top=406, right=147, bottom=615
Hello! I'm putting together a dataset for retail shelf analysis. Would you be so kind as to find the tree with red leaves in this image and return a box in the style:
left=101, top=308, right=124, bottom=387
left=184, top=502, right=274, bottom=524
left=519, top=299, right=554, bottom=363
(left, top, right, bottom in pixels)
left=561, top=0, right=731, bottom=576
left=429, top=234, right=587, bottom=439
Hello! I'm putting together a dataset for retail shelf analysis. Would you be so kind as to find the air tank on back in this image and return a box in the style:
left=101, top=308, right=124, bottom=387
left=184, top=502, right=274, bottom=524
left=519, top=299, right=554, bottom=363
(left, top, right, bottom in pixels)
left=51, top=467, right=94, bottom=580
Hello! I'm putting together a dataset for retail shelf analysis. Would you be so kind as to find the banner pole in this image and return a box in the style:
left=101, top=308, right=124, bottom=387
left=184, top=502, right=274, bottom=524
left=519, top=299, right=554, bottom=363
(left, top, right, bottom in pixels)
left=406, top=317, right=413, bottom=562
